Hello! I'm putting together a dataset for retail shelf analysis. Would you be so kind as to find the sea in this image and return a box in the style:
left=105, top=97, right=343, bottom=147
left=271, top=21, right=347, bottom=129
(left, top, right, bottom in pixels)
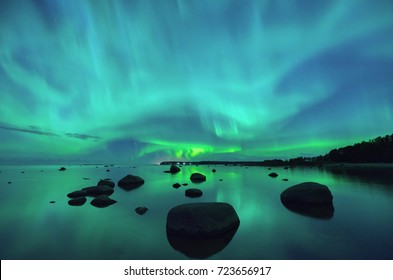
left=0, top=163, right=392, bottom=260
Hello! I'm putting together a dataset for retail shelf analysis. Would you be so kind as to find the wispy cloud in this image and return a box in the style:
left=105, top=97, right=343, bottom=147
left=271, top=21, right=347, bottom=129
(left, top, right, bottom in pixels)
left=65, top=133, right=101, bottom=140
left=0, top=125, right=58, bottom=137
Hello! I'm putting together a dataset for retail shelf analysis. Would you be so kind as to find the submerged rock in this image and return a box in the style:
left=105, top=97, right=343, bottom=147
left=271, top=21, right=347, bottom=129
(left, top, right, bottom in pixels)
left=90, top=195, right=117, bottom=208
left=118, top=174, right=144, bottom=190
left=135, top=207, right=148, bottom=215
left=59, top=167, right=66, bottom=171
left=68, top=197, right=87, bottom=206
left=280, top=182, right=334, bottom=219
left=185, top=188, right=203, bottom=198
left=173, top=183, right=181, bottom=189
left=212, top=169, right=216, bottom=173
left=190, top=173, right=206, bottom=183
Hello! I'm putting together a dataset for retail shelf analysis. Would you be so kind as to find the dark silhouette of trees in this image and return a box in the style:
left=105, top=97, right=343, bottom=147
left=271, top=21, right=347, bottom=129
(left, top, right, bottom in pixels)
left=324, top=133, right=393, bottom=163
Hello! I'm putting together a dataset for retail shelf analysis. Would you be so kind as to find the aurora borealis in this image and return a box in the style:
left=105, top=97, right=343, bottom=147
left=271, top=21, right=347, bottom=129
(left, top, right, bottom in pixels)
left=0, top=0, right=392, bottom=164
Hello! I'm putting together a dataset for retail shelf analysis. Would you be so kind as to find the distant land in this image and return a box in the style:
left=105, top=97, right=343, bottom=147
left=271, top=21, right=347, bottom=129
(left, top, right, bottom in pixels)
left=161, top=133, right=393, bottom=166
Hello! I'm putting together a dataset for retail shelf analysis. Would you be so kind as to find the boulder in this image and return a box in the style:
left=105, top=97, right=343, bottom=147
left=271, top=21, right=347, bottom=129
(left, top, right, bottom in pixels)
left=190, top=173, right=206, bottom=183
left=170, top=165, right=181, bottom=174
left=82, top=185, right=114, bottom=197
left=118, top=174, right=144, bottom=190
left=135, top=207, right=148, bottom=215
left=97, top=179, right=115, bottom=188
left=90, top=195, right=117, bottom=208
left=182, top=183, right=188, bottom=186
left=59, top=167, right=66, bottom=171
left=282, top=178, right=289, bottom=181
left=166, top=202, right=240, bottom=238
left=212, top=169, right=216, bottom=173
left=68, top=197, right=87, bottom=206
left=268, top=172, right=278, bottom=178
left=164, top=165, right=181, bottom=174
left=173, top=183, right=181, bottom=189
left=67, top=190, right=87, bottom=198
left=185, top=188, right=203, bottom=198
left=280, top=182, right=334, bottom=219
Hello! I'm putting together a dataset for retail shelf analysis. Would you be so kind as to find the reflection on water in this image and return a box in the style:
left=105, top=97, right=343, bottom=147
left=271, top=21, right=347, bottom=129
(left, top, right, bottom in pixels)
left=167, top=227, right=239, bottom=259
left=0, top=164, right=393, bottom=259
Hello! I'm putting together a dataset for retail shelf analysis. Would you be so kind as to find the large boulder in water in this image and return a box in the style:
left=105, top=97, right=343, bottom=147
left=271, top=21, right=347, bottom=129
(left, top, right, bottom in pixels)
left=118, top=174, right=144, bottom=190
left=190, top=173, right=206, bottom=183
left=166, top=202, right=240, bottom=259
left=280, top=182, right=334, bottom=219
left=166, top=202, right=240, bottom=238
left=90, top=195, right=117, bottom=208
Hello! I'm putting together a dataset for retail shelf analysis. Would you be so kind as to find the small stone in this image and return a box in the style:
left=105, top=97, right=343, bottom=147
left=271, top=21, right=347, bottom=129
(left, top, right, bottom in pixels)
left=59, top=167, right=66, bottom=171
left=118, top=174, right=144, bottom=190
left=98, top=179, right=115, bottom=188
left=185, top=188, right=203, bottom=198
left=268, top=172, right=278, bottom=178
left=90, top=195, right=117, bottom=208
left=173, top=183, right=181, bottom=189
left=67, top=190, right=87, bottom=198
left=190, top=173, right=206, bottom=183
left=68, top=197, right=87, bottom=206
left=135, top=207, right=148, bottom=215
left=212, top=169, right=216, bottom=173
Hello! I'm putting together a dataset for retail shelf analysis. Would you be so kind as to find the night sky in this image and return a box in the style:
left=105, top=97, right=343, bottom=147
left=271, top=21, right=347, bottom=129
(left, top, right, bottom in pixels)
left=1, top=0, right=392, bottom=164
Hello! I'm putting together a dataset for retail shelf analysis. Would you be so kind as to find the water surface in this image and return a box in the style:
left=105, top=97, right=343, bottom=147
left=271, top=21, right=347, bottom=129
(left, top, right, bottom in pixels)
left=0, top=164, right=392, bottom=259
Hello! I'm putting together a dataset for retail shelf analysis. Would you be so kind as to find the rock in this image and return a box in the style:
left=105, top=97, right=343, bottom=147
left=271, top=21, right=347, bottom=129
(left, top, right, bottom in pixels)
left=282, top=178, right=289, bottom=181
left=182, top=183, right=188, bottom=186
left=68, top=197, right=87, bottom=206
left=135, top=207, right=148, bottom=215
left=8, top=181, right=12, bottom=184
left=212, top=169, right=216, bottom=173
left=219, top=179, right=223, bottom=181
left=268, top=172, right=278, bottom=178
left=90, top=195, right=117, bottom=208
left=50, top=201, right=55, bottom=204
left=82, top=185, right=114, bottom=196
left=280, top=182, right=334, bottom=219
left=190, top=173, right=206, bottom=183
left=164, top=165, right=181, bottom=174
left=67, top=190, right=87, bottom=198
left=170, top=165, right=181, bottom=174
left=59, top=167, right=66, bottom=171
left=83, top=177, right=90, bottom=180
left=106, top=169, right=110, bottom=172
left=185, top=188, right=203, bottom=198
left=173, top=183, right=181, bottom=189
left=97, top=179, right=115, bottom=188
left=166, top=202, right=240, bottom=238
left=118, top=174, right=144, bottom=190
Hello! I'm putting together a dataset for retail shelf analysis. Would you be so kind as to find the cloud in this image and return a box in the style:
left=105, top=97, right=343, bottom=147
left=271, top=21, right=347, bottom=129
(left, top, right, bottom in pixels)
left=0, top=125, right=58, bottom=137
left=65, top=133, right=101, bottom=141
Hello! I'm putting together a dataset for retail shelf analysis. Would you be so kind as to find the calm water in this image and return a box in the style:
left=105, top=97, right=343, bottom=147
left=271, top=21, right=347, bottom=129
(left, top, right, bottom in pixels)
left=0, top=164, right=392, bottom=260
